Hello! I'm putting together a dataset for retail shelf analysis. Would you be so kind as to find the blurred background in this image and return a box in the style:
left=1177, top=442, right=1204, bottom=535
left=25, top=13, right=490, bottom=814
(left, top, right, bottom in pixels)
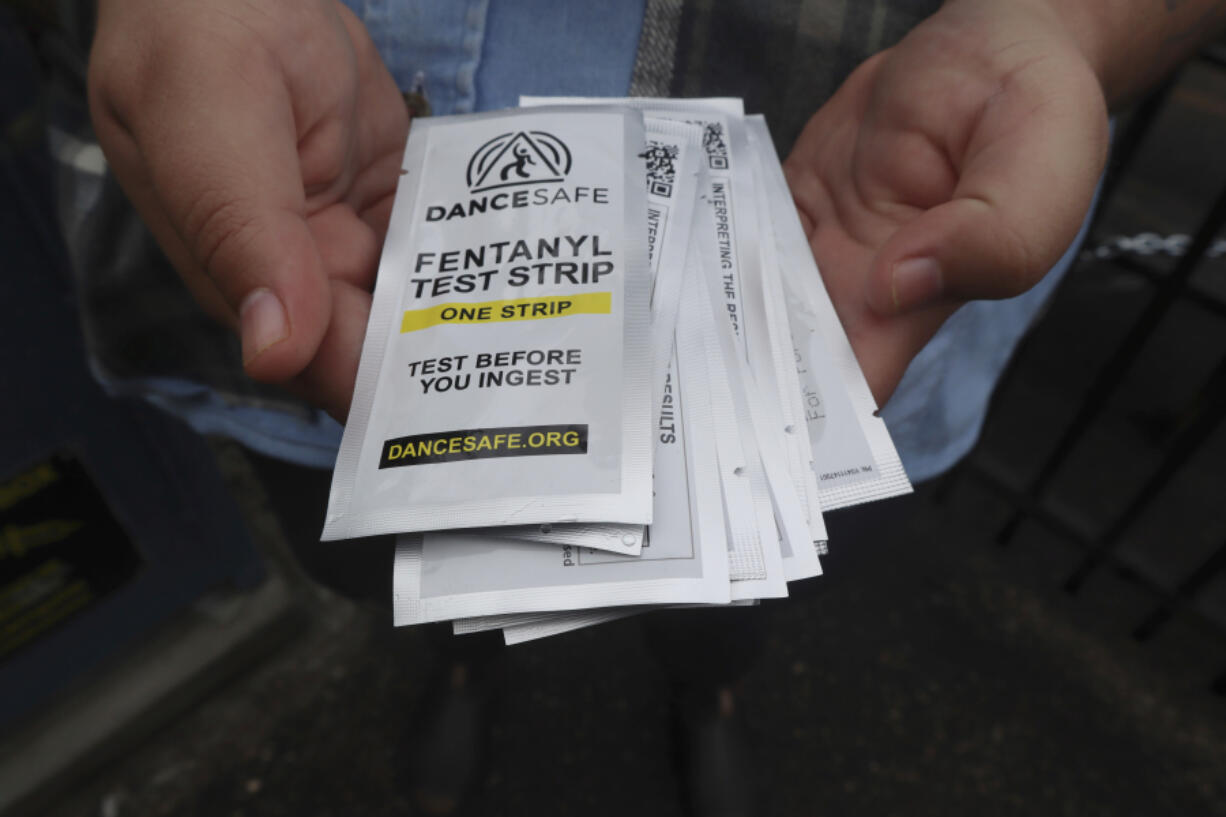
left=1, top=4, right=1224, bottom=816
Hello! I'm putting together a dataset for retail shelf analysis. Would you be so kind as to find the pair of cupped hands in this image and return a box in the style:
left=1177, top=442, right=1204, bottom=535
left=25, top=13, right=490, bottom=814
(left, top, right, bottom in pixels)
left=89, top=0, right=1108, bottom=422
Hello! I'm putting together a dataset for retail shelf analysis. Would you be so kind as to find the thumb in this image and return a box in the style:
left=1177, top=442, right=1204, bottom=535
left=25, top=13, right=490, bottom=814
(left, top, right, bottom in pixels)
left=111, top=36, right=333, bottom=383
left=865, top=72, right=1108, bottom=315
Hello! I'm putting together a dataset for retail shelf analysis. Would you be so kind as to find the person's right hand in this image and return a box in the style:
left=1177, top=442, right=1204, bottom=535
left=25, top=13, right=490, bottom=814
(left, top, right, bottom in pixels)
left=89, top=0, right=409, bottom=421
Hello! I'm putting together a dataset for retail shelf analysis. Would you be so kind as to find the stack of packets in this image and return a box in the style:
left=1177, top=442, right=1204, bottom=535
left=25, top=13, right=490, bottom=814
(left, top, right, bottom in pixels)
left=322, top=98, right=912, bottom=644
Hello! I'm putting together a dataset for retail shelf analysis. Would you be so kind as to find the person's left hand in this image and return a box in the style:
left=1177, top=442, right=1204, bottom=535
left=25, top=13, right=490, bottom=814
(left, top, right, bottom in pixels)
left=784, top=0, right=1109, bottom=406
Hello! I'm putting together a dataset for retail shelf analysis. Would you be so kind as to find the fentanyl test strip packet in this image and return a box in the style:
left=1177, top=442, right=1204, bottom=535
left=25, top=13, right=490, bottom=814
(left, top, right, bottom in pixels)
left=748, top=116, right=912, bottom=510
left=323, top=106, right=654, bottom=543
left=326, top=96, right=914, bottom=645
left=392, top=267, right=732, bottom=626
left=492, top=117, right=705, bottom=553
left=525, top=97, right=824, bottom=581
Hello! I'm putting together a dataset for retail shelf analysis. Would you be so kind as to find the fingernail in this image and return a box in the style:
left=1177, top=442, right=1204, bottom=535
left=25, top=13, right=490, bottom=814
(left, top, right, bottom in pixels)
left=890, top=257, right=943, bottom=311
left=239, top=288, right=288, bottom=365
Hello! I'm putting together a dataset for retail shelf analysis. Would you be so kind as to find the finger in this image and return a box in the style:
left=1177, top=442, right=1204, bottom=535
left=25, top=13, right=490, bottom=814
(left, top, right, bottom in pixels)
left=359, top=188, right=397, bottom=248
left=864, top=62, right=1108, bottom=315
left=100, top=32, right=333, bottom=383
left=306, top=202, right=381, bottom=289
left=849, top=302, right=958, bottom=407
left=290, top=279, right=371, bottom=423
left=347, top=150, right=406, bottom=238
left=799, top=214, right=961, bottom=405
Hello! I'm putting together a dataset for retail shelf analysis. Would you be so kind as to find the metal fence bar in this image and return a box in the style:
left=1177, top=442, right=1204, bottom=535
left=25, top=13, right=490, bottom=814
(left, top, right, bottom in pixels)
left=961, top=462, right=1094, bottom=544
left=1133, top=538, right=1226, bottom=640
left=1064, top=352, right=1226, bottom=593
left=968, top=454, right=1225, bottom=610
left=1111, top=256, right=1226, bottom=320
left=996, top=182, right=1226, bottom=545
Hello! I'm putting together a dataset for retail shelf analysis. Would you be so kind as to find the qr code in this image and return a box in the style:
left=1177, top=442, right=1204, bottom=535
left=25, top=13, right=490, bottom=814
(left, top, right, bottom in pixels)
left=702, top=123, right=729, bottom=170
left=639, top=141, right=679, bottom=198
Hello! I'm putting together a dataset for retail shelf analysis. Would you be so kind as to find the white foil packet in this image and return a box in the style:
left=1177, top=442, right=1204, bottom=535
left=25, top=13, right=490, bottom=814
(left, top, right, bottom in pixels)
left=690, top=247, right=789, bottom=602
left=322, top=107, right=653, bottom=540
left=550, top=98, right=815, bottom=582
left=523, top=98, right=790, bottom=587
left=493, top=117, right=704, bottom=553
left=745, top=117, right=828, bottom=573
left=391, top=293, right=731, bottom=626
left=747, top=116, right=912, bottom=509
left=693, top=147, right=823, bottom=584
left=502, top=609, right=640, bottom=644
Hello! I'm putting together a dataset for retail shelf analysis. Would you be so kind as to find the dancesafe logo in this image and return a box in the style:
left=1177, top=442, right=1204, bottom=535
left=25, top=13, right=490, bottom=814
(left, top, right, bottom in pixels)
left=466, top=131, right=573, bottom=193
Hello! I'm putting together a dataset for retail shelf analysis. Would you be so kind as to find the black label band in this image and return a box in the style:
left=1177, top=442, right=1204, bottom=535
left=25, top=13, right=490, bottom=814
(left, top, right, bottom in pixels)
left=379, top=424, right=588, bottom=469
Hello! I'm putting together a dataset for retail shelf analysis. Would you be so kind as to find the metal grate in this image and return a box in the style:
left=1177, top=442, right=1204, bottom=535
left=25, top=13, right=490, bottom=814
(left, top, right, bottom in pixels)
left=937, top=54, right=1226, bottom=695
